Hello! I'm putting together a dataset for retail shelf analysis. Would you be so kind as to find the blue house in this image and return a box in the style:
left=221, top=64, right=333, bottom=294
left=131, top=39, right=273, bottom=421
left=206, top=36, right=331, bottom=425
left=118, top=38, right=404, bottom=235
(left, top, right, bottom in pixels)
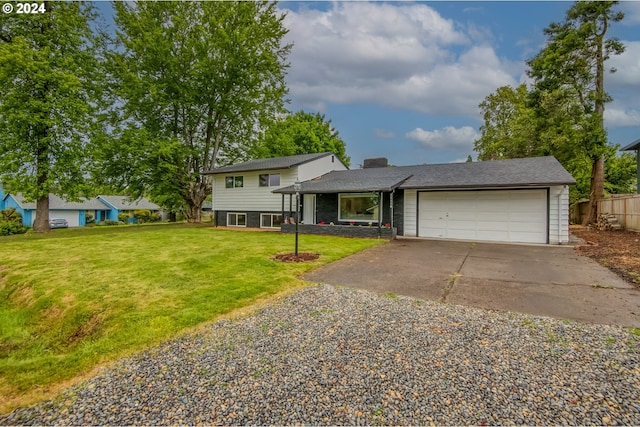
left=1, top=193, right=161, bottom=227
left=96, top=195, right=162, bottom=223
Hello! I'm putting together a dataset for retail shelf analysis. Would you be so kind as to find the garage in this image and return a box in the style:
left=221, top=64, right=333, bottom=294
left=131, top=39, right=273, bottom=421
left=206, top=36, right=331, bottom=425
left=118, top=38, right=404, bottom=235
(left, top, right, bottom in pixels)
left=47, top=210, right=80, bottom=227
left=418, top=189, right=548, bottom=244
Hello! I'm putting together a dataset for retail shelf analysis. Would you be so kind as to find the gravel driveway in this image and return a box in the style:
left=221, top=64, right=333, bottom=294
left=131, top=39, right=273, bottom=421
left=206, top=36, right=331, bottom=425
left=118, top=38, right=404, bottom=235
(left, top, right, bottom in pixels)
left=2, top=285, right=639, bottom=425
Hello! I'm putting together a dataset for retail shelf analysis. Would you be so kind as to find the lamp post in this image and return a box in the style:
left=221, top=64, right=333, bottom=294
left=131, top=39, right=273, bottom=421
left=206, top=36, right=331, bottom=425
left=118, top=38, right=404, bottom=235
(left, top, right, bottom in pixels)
left=293, top=180, right=301, bottom=256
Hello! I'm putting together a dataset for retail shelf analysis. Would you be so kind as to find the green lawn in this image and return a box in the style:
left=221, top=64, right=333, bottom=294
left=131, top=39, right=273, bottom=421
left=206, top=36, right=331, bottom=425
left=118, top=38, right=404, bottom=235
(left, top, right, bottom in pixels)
left=0, top=224, right=383, bottom=412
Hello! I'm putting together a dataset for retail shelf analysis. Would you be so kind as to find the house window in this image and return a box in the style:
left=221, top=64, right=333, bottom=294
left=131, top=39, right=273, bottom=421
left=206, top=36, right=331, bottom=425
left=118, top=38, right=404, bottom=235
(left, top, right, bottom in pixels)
left=260, top=213, right=283, bottom=228
left=339, top=193, right=380, bottom=222
left=259, top=173, right=281, bottom=187
left=225, top=176, right=243, bottom=188
left=227, top=212, right=247, bottom=227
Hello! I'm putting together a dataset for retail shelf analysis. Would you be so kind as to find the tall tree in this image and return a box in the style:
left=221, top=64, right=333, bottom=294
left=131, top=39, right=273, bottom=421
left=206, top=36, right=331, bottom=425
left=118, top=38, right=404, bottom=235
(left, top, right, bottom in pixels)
left=252, top=110, right=350, bottom=166
left=0, top=1, right=103, bottom=231
left=474, top=84, right=540, bottom=161
left=101, top=1, right=291, bottom=221
left=527, top=1, right=624, bottom=225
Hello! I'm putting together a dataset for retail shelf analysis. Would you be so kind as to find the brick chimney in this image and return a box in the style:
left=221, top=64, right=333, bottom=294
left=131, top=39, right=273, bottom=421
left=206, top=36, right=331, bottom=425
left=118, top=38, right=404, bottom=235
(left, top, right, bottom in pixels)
left=362, top=157, right=388, bottom=169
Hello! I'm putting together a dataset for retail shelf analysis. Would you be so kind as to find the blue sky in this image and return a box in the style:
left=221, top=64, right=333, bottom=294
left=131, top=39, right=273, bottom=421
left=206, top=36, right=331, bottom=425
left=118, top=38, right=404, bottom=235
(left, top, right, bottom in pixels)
left=277, top=1, right=640, bottom=167
left=95, top=1, right=640, bottom=168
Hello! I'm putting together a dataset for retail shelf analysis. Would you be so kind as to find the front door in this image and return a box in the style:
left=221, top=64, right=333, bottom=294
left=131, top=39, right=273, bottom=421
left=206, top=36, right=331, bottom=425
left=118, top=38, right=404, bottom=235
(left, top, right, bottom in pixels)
left=303, top=194, right=316, bottom=224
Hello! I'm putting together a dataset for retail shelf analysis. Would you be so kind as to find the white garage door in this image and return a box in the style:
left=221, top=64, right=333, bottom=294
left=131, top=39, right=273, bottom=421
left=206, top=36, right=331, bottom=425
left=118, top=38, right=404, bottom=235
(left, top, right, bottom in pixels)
left=49, top=210, right=80, bottom=227
left=418, top=190, right=547, bottom=244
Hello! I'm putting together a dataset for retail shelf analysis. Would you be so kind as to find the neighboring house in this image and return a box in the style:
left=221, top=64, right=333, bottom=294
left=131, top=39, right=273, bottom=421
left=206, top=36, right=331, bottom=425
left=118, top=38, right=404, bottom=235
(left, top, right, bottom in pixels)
left=0, top=193, right=161, bottom=227
left=96, top=195, right=162, bottom=223
left=206, top=153, right=576, bottom=245
left=204, top=152, right=348, bottom=228
left=3, top=194, right=110, bottom=227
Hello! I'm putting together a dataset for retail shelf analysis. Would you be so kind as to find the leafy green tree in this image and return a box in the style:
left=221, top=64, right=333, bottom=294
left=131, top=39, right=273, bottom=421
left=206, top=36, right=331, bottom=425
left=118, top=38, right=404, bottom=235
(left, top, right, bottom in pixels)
left=0, top=1, right=104, bottom=231
left=527, top=0, right=624, bottom=225
left=99, top=1, right=291, bottom=222
left=605, top=150, right=637, bottom=195
left=252, top=111, right=350, bottom=166
left=474, top=85, right=540, bottom=160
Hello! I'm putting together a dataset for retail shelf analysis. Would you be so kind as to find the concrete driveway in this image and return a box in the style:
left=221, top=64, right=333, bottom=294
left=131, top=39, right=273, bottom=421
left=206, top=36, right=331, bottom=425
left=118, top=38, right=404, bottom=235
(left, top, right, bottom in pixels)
left=304, top=239, right=640, bottom=328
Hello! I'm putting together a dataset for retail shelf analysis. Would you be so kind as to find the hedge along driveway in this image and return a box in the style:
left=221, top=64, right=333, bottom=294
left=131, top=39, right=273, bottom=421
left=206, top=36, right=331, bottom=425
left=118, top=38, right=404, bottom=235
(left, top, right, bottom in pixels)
left=0, top=224, right=383, bottom=412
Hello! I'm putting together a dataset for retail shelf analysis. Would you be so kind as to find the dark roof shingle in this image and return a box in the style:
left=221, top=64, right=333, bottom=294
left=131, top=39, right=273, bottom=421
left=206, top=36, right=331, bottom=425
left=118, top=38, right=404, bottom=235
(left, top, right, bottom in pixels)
left=204, top=152, right=334, bottom=175
left=274, top=156, right=575, bottom=194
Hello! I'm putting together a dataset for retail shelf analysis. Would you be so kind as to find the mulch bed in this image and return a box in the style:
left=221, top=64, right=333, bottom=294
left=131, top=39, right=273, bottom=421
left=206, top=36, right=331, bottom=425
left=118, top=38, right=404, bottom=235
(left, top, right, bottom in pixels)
left=572, top=226, right=640, bottom=286
left=273, top=252, right=320, bottom=263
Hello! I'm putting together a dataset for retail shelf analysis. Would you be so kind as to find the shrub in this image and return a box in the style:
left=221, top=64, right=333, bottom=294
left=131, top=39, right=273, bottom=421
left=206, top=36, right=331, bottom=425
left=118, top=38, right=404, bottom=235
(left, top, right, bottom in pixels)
left=117, top=213, right=130, bottom=223
left=96, top=220, right=120, bottom=226
left=85, top=212, right=94, bottom=224
left=1, top=208, right=22, bottom=224
left=0, top=221, right=27, bottom=236
left=149, top=212, right=161, bottom=222
left=133, top=209, right=151, bottom=224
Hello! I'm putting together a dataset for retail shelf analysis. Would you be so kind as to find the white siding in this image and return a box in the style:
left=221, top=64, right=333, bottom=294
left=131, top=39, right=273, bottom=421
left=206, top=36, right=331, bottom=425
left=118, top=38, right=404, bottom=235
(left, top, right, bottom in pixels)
left=298, top=154, right=347, bottom=181
left=212, top=154, right=347, bottom=213
left=213, top=169, right=298, bottom=212
left=548, top=185, right=570, bottom=244
left=403, top=189, right=417, bottom=236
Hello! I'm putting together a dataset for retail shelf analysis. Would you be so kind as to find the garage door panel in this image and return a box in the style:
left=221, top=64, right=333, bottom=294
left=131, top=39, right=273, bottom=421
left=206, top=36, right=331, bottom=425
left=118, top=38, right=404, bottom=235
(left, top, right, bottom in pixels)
left=49, top=210, right=79, bottom=227
left=419, top=190, right=547, bottom=244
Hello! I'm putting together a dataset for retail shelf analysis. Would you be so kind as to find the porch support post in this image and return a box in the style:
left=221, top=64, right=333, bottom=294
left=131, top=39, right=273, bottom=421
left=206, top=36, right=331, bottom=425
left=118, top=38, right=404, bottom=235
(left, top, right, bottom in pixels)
left=378, top=191, right=383, bottom=233
left=289, top=194, right=293, bottom=219
left=390, top=190, right=394, bottom=229
left=281, top=194, right=285, bottom=220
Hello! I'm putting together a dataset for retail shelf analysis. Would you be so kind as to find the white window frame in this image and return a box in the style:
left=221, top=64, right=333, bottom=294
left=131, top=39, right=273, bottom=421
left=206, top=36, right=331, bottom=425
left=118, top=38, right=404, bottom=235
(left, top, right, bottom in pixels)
left=338, top=192, right=380, bottom=223
left=260, top=213, right=283, bottom=229
left=259, top=173, right=281, bottom=187
left=227, top=212, right=247, bottom=227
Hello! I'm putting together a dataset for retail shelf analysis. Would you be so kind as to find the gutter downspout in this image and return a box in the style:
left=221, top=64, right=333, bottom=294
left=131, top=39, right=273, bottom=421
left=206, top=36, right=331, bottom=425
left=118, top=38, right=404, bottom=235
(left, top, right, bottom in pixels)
left=212, top=183, right=215, bottom=227
left=557, top=186, right=566, bottom=244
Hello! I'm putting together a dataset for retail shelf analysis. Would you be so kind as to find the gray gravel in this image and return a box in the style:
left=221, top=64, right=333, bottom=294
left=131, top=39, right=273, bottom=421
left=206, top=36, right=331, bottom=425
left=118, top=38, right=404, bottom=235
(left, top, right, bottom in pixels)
left=2, top=284, right=640, bottom=426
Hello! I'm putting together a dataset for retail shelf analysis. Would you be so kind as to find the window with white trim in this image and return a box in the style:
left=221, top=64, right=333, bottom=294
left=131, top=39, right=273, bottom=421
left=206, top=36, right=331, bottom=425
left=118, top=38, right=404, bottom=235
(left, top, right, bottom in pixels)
left=259, top=173, right=280, bottom=187
left=225, top=176, right=243, bottom=188
left=227, top=213, right=247, bottom=227
left=260, top=213, right=283, bottom=228
left=339, top=193, right=380, bottom=222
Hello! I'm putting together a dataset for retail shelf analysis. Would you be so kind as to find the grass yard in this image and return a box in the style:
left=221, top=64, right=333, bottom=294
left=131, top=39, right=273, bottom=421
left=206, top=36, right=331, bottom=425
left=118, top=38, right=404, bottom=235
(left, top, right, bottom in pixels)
left=0, top=224, right=383, bottom=412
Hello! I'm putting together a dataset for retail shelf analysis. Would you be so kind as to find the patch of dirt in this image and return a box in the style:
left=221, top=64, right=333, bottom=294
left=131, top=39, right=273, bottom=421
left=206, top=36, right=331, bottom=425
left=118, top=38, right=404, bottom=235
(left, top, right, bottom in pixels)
left=572, top=226, right=640, bottom=286
left=273, top=252, right=320, bottom=263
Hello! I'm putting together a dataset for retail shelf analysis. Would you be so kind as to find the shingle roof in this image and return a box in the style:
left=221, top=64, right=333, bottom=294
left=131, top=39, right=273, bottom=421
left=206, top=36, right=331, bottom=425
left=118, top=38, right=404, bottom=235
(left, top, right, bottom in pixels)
left=401, top=156, right=575, bottom=189
left=620, top=138, right=640, bottom=151
left=7, top=194, right=108, bottom=210
left=274, top=167, right=413, bottom=194
left=274, top=156, right=575, bottom=194
left=97, top=195, right=160, bottom=210
left=203, top=152, right=334, bottom=175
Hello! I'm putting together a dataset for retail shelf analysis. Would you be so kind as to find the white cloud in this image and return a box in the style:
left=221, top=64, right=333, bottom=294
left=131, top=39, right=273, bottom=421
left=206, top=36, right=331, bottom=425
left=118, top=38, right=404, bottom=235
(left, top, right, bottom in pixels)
left=282, top=2, right=518, bottom=116
left=608, top=41, right=640, bottom=88
left=374, top=129, right=395, bottom=139
left=621, top=2, right=640, bottom=25
left=405, top=126, right=480, bottom=152
left=605, top=108, right=640, bottom=127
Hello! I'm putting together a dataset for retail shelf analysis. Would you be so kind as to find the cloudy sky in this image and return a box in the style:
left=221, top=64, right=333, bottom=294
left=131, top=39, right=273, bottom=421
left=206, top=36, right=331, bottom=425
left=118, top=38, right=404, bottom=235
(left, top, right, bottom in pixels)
left=278, top=1, right=640, bottom=166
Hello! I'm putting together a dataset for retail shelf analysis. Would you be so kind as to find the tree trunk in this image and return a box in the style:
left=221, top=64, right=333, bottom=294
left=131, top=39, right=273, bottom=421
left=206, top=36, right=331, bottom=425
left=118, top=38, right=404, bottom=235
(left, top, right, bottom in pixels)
left=582, top=155, right=605, bottom=226
left=186, top=203, right=202, bottom=223
left=33, top=194, right=50, bottom=232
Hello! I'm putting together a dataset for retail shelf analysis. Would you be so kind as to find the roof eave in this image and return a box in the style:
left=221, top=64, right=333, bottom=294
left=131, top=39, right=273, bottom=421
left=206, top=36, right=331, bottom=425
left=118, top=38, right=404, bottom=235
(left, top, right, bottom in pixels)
left=399, top=181, right=576, bottom=190
left=620, top=139, right=640, bottom=151
left=203, top=153, right=332, bottom=175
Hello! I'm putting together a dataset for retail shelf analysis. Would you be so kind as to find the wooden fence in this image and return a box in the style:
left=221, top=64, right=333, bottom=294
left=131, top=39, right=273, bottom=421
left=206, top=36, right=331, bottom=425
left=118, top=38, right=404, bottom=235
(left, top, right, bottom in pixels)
left=571, top=194, right=640, bottom=231
left=597, top=194, right=640, bottom=232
